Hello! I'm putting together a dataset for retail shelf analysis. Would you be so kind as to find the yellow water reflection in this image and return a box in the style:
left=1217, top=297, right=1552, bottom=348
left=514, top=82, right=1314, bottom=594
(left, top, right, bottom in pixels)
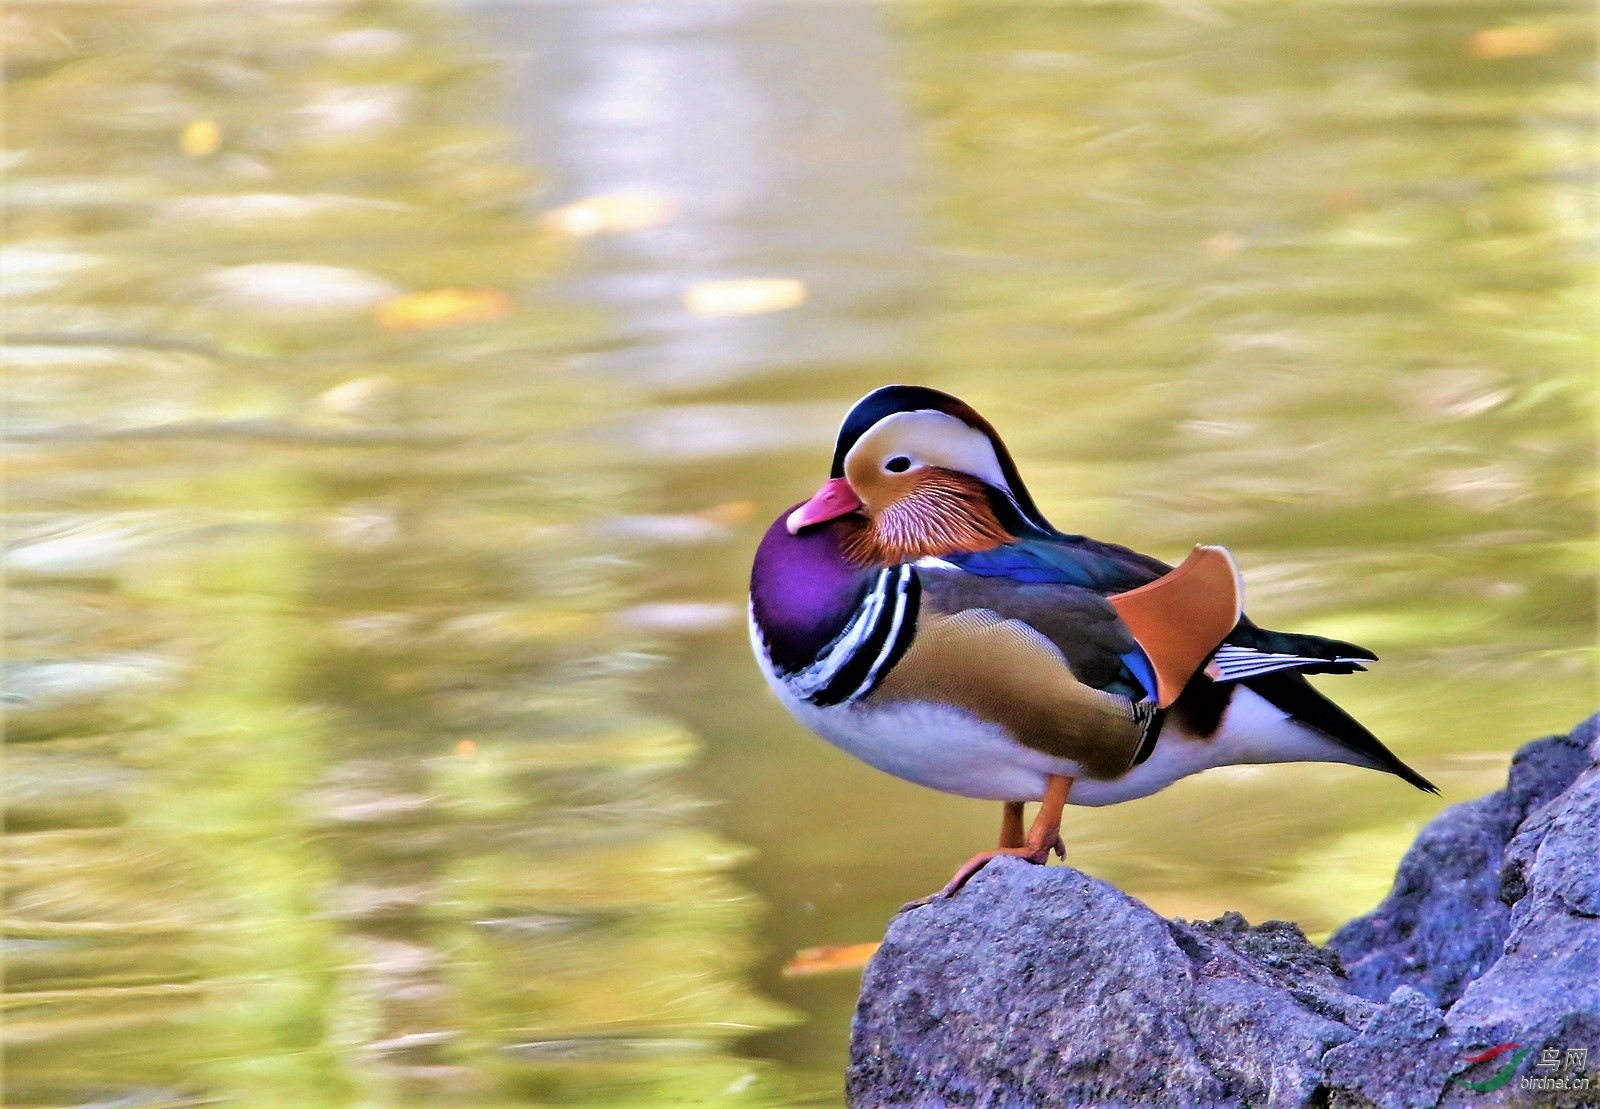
left=4, top=3, right=794, bottom=1106
left=3, top=1, right=1594, bottom=1106
left=653, top=1, right=1593, bottom=1087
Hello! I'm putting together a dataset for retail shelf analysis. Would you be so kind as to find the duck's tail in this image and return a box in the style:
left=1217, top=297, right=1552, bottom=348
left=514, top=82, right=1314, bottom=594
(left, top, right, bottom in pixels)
left=1245, top=668, right=1439, bottom=794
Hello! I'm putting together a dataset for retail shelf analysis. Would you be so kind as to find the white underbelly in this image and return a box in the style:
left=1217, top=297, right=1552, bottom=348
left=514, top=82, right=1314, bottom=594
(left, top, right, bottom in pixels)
left=797, top=695, right=1077, bottom=801
left=753, top=622, right=1362, bottom=805
left=750, top=632, right=1056, bottom=799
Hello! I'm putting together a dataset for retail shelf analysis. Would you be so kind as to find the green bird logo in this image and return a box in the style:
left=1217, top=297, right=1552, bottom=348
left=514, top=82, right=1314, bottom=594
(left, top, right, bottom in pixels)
left=1451, top=1043, right=1531, bottom=1093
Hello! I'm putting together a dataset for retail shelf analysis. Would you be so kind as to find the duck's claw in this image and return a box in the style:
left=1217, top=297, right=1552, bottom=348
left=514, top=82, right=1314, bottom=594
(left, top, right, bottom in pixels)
left=898, top=840, right=1066, bottom=913
left=900, top=774, right=1074, bottom=912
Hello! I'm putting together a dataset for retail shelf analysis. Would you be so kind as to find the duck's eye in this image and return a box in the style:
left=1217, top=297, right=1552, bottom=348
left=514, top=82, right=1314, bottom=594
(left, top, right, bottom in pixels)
left=884, top=456, right=912, bottom=473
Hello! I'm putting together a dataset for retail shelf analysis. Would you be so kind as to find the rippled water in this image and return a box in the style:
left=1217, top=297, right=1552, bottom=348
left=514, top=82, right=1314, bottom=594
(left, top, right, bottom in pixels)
left=4, top=2, right=1593, bottom=1105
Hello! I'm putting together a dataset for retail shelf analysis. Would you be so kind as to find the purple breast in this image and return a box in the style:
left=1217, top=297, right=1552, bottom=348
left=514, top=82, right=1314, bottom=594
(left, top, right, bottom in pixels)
left=750, top=508, right=871, bottom=674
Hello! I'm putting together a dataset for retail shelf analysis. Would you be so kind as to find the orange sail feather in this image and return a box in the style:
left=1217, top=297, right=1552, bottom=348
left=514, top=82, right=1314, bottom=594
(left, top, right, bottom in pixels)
left=1109, top=545, right=1242, bottom=707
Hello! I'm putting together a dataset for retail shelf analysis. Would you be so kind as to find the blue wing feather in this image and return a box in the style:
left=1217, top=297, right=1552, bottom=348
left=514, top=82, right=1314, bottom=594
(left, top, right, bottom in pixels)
left=944, top=535, right=1168, bottom=594
left=1119, top=649, right=1159, bottom=704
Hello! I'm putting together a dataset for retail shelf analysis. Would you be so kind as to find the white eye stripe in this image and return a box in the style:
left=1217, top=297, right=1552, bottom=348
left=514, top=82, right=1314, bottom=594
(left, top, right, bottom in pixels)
left=844, top=410, right=1012, bottom=495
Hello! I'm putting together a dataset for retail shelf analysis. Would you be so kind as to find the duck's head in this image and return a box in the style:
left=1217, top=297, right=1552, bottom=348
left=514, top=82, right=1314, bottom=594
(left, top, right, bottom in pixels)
left=786, top=385, right=1052, bottom=564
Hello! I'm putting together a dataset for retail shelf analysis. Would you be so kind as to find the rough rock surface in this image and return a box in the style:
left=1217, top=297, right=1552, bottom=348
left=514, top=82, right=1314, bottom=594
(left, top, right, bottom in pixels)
left=1325, top=721, right=1594, bottom=1010
left=849, top=714, right=1599, bottom=1108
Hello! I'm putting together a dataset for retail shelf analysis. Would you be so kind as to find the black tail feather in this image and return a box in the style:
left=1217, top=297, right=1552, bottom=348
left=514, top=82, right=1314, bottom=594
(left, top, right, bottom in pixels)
left=1246, top=671, right=1439, bottom=795
left=1227, top=618, right=1379, bottom=664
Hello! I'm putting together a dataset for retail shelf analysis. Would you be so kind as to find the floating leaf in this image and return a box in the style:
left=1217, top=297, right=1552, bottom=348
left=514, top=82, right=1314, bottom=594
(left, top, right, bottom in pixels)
left=782, top=942, right=880, bottom=977
left=1469, top=25, right=1557, bottom=59
left=683, top=278, right=807, bottom=318
left=377, top=288, right=509, bottom=331
left=180, top=119, right=221, bottom=157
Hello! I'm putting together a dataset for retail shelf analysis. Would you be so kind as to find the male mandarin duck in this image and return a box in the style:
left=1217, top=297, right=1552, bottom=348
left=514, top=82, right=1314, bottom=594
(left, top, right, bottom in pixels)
left=749, top=385, right=1436, bottom=897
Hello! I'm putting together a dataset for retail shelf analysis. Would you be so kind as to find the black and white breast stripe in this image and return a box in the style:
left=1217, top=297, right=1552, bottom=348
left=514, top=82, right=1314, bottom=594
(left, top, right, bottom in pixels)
left=781, top=565, right=920, bottom=708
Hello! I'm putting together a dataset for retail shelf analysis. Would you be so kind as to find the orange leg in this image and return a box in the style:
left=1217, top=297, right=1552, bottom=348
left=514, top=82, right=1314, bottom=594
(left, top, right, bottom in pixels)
left=999, top=800, right=1025, bottom=849
left=904, top=775, right=1073, bottom=909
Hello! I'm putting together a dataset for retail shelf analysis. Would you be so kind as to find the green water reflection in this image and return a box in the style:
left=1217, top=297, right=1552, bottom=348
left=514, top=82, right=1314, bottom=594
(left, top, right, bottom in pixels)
left=3, top=1, right=1594, bottom=1106
left=650, top=0, right=1594, bottom=1090
left=5, top=4, right=793, bottom=1106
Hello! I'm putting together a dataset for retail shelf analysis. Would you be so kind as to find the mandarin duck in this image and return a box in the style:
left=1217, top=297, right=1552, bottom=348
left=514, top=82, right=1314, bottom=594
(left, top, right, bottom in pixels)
left=749, top=385, right=1436, bottom=898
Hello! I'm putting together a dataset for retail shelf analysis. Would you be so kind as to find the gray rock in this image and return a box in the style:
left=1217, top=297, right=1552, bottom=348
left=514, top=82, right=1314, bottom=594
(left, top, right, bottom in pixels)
left=849, top=715, right=1600, bottom=1108
left=1435, top=718, right=1600, bottom=1109
left=1322, top=986, right=1460, bottom=1109
left=1326, top=720, right=1593, bottom=1009
left=850, top=864, right=1365, bottom=1108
